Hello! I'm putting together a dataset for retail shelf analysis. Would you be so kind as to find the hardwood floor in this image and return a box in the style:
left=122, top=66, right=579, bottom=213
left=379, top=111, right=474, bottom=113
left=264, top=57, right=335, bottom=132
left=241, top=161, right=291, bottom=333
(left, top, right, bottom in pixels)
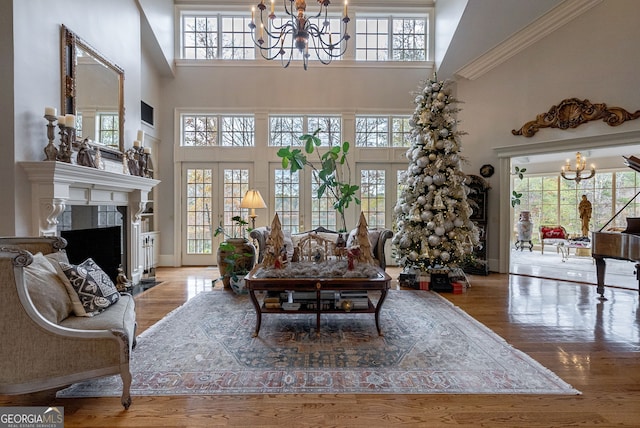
left=2, top=267, right=640, bottom=427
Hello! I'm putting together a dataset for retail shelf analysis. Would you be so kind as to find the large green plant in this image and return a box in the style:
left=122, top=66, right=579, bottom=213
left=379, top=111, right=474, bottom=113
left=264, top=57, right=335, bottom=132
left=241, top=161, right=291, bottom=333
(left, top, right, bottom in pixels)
left=277, top=128, right=360, bottom=232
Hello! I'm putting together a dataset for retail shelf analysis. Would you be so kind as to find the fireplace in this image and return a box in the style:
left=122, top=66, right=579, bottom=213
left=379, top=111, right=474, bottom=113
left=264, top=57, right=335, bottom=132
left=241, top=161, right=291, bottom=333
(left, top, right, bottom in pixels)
left=21, top=161, right=159, bottom=284
left=62, top=225, right=123, bottom=282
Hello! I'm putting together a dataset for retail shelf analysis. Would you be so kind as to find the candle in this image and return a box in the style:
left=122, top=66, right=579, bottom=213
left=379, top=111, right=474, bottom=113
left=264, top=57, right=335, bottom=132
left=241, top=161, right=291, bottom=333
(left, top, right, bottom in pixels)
left=260, top=23, right=264, bottom=39
left=344, top=1, right=348, bottom=17
left=271, top=0, right=274, bottom=14
left=133, top=140, right=141, bottom=147
left=137, top=130, right=145, bottom=145
left=65, top=114, right=75, bottom=128
left=57, top=116, right=67, bottom=126
left=45, top=106, right=57, bottom=117
left=251, top=6, right=254, bottom=22
left=143, top=147, right=151, bottom=154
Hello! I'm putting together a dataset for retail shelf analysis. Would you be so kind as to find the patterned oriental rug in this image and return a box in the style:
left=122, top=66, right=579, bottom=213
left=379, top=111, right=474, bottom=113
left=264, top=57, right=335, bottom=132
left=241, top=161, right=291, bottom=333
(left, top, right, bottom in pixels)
left=57, top=290, right=579, bottom=397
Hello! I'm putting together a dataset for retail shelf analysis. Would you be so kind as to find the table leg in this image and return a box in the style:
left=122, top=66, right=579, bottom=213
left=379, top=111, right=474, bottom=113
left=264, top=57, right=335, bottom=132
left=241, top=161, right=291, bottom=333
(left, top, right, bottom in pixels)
left=315, top=288, right=321, bottom=337
left=248, top=289, right=262, bottom=337
left=374, top=288, right=388, bottom=336
left=594, top=257, right=607, bottom=301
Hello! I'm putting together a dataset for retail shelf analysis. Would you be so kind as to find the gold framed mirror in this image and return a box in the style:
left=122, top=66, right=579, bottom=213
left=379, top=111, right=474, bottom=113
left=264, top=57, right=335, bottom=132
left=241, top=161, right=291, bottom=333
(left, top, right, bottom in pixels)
left=61, top=25, right=124, bottom=156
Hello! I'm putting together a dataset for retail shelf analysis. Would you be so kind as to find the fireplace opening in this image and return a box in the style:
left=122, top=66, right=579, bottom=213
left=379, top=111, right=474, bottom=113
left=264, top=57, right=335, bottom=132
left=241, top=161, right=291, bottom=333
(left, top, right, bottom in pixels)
left=58, top=205, right=126, bottom=283
left=61, top=226, right=123, bottom=282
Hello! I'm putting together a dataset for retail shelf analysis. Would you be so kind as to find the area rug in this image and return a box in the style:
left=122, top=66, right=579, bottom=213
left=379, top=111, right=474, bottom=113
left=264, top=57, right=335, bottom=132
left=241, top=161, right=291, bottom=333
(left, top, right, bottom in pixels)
left=57, top=290, right=579, bottom=397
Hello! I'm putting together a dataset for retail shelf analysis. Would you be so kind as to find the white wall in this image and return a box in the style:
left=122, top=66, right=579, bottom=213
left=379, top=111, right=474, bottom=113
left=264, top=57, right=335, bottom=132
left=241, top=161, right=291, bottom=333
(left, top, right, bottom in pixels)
left=456, top=0, right=640, bottom=271
left=8, top=0, right=142, bottom=235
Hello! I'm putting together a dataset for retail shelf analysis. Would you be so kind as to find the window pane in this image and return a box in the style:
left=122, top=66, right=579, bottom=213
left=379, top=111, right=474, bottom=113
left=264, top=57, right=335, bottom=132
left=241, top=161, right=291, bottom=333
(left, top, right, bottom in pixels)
left=311, top=179, right=337, bottom=231
left=222, top=169, right=249, bottom=236
left=186, top=168, right=214, bottom=254
left=361, top=169, right=386, bottom=227
left=221, top=116, right=255, bottom=146
left=308, top=116, right=341, bottom=146
left=274, top=169, right=300, bottom=233
left=270, top=116, right=304, bottom=146
left=182, top=115, right=218, bottom=146
left=355, top=116, right=388, bottom=147
left=182, top=15, right=218, bottom=59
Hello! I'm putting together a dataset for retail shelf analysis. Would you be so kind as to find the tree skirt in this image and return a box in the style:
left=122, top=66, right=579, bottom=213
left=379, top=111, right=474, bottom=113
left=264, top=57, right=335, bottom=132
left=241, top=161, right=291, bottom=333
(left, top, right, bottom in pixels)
left=57, top=290, right=579, bottom=397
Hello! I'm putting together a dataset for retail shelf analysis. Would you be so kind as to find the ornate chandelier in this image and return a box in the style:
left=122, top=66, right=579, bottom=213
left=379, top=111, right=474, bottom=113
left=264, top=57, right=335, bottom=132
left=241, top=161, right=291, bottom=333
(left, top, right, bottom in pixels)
left=249, top=0, right=350, bottom=70
left=561, top=152, right=596, bottom=183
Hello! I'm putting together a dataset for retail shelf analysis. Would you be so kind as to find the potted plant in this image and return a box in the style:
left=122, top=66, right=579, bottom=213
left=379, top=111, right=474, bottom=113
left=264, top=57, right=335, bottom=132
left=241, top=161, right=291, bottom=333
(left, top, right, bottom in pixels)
left=214, top=215, right=255, bottom=290
left=277, top=128, right=360, bottom=232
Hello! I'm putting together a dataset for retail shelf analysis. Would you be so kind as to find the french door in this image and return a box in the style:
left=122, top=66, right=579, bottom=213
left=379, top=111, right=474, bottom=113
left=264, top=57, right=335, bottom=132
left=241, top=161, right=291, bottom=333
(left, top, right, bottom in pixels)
left=181, top=163, right=252, bottom=265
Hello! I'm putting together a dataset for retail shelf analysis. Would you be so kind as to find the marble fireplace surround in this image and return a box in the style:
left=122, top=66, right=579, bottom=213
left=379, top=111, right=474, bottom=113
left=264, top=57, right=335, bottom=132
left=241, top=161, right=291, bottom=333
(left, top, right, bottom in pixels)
left=21, top=161, right=160, bottom=283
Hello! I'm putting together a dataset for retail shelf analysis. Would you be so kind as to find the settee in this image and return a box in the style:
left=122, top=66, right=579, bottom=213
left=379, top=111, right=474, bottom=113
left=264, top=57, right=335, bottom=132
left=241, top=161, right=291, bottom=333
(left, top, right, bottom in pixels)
left=539, top=225, right=569, bottom=254
left=0, top=237, right=136, bottom=409
left=249, top=226, right=393, bottom=270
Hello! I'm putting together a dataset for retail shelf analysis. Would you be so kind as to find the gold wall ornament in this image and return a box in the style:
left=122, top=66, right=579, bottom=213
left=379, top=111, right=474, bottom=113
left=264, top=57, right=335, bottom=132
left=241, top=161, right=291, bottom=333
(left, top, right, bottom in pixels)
left=512, top=98, right=640, bottom=137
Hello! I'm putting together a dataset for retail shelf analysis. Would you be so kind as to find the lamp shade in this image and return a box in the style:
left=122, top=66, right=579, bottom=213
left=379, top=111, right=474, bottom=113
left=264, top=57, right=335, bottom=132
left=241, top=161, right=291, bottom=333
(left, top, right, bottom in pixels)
left=240, top=189, right=267, bottom=209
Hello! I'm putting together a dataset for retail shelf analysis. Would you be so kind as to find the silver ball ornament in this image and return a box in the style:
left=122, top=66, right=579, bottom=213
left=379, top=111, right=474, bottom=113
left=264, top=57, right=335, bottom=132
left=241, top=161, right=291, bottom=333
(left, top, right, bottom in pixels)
left=428, top=235, right=440, bottom=246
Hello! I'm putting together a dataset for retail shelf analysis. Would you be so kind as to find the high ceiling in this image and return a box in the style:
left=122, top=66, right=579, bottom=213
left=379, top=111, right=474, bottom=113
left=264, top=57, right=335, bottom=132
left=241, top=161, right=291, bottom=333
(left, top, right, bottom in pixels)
left=435, top=0, right=563, bottom=79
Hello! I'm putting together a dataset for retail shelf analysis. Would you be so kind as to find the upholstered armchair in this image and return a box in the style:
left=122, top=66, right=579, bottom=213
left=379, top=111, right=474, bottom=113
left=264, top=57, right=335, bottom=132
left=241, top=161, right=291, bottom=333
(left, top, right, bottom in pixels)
left=0, top=237, right=136, bottom=409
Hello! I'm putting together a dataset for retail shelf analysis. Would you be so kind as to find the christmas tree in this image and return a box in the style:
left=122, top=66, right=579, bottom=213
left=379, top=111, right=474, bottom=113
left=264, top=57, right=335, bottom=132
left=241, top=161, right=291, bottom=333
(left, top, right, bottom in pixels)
left=392, top=76, right=479, bottom=272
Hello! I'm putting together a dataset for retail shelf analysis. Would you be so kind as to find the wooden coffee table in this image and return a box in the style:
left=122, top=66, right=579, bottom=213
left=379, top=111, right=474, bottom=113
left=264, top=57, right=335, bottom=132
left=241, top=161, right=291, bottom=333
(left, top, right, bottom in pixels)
left=244, top=268, right=391, bottom=337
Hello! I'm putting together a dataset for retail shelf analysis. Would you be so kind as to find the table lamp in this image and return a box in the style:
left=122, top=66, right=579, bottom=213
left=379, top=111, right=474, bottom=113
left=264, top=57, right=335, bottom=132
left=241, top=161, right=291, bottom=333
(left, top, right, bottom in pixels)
left=240, top=189, right=267, bottom=229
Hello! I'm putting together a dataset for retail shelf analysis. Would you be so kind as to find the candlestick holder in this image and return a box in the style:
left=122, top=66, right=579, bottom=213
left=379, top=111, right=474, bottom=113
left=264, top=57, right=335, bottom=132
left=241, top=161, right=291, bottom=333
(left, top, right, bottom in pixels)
left=43, top=114, right=59, bottom=161
left=57, top=123, right=72, bottom=163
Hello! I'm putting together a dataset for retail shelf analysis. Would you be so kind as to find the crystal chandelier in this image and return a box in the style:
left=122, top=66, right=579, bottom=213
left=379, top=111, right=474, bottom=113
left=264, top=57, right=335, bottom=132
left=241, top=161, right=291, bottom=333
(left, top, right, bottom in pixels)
left=561, top=152, right=596, bottom=183
left=249, top=0, right=350, bottom=70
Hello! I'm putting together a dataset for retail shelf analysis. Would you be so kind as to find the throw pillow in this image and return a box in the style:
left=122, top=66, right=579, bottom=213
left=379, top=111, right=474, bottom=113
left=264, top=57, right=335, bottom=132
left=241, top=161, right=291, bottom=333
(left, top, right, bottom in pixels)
left=46, top=251, right=88, bottom=317
left=24, top=252, right=74, bottom=324
left=59, top=258, right=120, bottom=316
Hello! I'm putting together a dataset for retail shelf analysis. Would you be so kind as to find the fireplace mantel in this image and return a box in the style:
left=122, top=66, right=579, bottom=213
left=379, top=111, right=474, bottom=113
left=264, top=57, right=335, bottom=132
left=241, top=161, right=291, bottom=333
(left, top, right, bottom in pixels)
left=21, top=161, right=160, bottom=282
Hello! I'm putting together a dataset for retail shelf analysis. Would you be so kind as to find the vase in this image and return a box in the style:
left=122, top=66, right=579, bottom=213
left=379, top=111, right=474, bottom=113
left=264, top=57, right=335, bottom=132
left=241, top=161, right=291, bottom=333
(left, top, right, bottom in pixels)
left=516, top=210, right=533, bottom=241
left=230, top=276, right=248, bottom=295
left=217, top=238, right=256, bottom=289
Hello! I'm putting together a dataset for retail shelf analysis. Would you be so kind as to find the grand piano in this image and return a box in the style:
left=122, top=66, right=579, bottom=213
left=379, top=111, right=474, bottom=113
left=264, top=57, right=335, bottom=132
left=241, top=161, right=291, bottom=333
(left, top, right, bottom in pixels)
left=591, top=155, right=640, bottom=300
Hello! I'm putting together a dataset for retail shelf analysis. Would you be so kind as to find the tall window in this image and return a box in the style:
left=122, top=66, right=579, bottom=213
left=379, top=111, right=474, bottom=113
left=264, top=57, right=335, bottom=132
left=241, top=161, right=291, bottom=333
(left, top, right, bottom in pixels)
left=269, top=115, right=341, bottom=146
left=274, top=169, right=300, bottom=233
left=221, top=169, right=249, bottom=236
left=361, top=169, right=386, bottom=227
left=98, top=113, right=119, bottom=148
left=355, top=16, right=427, bottom=61
left=182, top=14, right=254, bottom=60
left=186, top=168, right=213, bottom=254
left=355, top=115, right=412, bottom=147
left=182, top=114, right=254, bottom=146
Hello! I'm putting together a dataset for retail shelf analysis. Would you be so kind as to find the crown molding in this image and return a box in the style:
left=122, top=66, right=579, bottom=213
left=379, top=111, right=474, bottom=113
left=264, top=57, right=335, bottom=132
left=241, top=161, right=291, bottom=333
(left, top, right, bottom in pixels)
left=456, top=0, right=602, bottom=81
